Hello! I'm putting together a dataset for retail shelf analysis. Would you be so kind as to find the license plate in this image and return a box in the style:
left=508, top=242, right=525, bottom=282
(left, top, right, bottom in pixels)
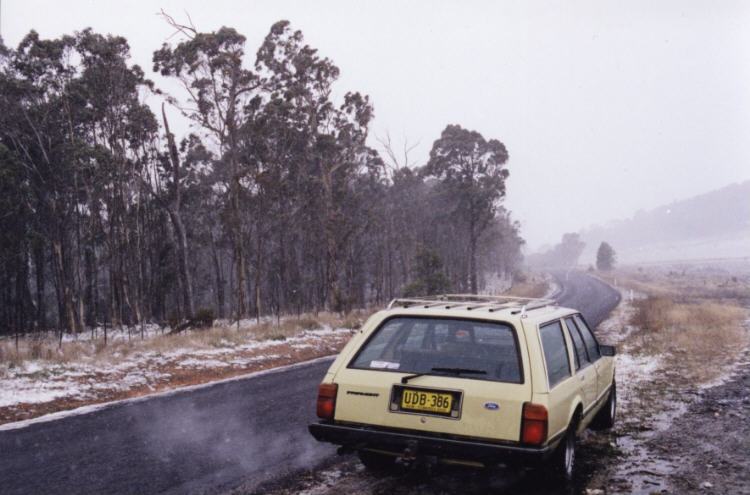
left=400, top=389, right=453, bottom=414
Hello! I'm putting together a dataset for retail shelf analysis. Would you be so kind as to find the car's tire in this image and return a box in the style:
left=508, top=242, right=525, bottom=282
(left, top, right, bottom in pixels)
left=592, top=381, right=616, bottom=430
left=551, top=417, right=578, bottom=483
left=357, top=450, right=397, bottom=472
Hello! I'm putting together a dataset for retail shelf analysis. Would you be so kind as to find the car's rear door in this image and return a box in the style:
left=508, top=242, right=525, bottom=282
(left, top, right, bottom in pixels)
left=536, top=319, right=578, bottom=439
left=562, top=316, right=597, bottom=410
left=573, top=314, right=612, bottom=399
left=331, top=315, right=532, bottom=443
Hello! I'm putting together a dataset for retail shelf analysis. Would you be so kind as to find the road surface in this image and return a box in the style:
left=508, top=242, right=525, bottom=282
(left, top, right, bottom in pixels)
left=0, top=272, right=620, bottom=495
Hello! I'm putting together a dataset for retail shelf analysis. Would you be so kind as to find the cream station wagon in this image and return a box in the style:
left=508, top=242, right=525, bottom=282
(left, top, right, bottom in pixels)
left=309, top=295, right=616, bottom=480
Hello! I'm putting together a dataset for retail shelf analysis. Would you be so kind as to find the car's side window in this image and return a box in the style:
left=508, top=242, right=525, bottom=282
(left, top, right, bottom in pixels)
left=565, top=317, right=591, bottom=369
left=539, top=320, right=572, bottom=388
left=574, top=314, right=601, bottom=361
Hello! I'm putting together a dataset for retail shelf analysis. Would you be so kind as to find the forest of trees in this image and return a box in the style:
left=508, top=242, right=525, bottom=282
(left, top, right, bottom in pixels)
left=0, top=19, right=525, bottom=337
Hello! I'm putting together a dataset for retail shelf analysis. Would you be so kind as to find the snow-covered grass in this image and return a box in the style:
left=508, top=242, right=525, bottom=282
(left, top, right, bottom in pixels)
left=0, top=323, right=168, bottom=346
left=593, top=289, right=664, bottom=414
left=615, top=352, right=662, bottom=406
left=604, top=268, right=750, bottom=385
left=595, top=267, right=750, bottom=422
left=0, top=311, right=369, bottom=423
left=0, top=310, right=368, bottom=370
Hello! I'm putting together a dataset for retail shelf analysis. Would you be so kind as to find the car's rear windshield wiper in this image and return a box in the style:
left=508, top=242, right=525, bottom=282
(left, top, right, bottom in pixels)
left=401, top=367, right=487, bottom=384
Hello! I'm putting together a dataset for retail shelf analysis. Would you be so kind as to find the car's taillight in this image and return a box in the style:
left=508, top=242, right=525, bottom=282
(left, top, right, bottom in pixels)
left=316, top=383, right=338, bottom=420
left=521, top=402, right=548, bottom=446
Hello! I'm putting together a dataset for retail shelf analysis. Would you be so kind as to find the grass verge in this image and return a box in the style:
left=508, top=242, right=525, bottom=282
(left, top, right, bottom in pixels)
left=603, top=266, right=749, bottom=384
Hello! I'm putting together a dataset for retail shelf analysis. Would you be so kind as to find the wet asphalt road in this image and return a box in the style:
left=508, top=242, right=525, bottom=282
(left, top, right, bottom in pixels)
left=0, top=272, right=620, bottom=495
left=551, top=270, right=621, bottom=328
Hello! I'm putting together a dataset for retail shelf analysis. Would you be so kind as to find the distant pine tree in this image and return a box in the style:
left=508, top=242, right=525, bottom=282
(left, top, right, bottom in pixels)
left=596, top=242, right=617, bottom=271
left=403, top=247, right=450, bottom=296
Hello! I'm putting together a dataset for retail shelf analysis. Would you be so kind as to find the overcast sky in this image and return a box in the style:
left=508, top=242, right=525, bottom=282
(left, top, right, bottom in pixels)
left=3, top=0, right=750, bottom=249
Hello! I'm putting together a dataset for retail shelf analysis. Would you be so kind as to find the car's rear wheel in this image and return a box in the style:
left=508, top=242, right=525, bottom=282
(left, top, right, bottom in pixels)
left=592, top=381, right=616, bottom=430
left=357, top=449, right=397, bottom=471
left=551, top=418, right=578, bottom=482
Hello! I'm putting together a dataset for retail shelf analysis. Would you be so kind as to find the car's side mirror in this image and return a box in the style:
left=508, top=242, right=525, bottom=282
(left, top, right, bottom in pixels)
left=600, top=345, right=616, bottom=357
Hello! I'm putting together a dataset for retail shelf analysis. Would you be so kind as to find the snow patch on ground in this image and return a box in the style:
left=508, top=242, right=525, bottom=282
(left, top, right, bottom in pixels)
left=0, top=378, right=86, bottom=408
left=595, top=288, right=643, bottom=345
left=0, top=325, right=354, bottom=415
left=296, top=468, right=347, bottom=495
left=177, top=358, right=230, bottom=368
left=615, top=352, right=662, bottom=407
left=213, top=315, right=280, bottom=330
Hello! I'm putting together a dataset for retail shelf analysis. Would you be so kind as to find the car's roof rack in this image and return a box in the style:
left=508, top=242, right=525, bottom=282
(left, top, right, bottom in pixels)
left=387, top=294, right=557, bottom=316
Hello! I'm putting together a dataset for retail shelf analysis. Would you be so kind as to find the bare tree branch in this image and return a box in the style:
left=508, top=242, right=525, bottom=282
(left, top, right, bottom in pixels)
left=158, top=9, right=197, bottom=40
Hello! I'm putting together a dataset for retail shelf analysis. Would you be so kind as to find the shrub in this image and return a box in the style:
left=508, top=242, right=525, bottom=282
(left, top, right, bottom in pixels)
left=192, top=308, right=215, bottom=329
left=297, top=317, right=321, bottom=331
left=340, top=313, right=364, bottom=330
left=166, top=311, right=181, bottom=331
left=29, top=340, right=44, bottom=360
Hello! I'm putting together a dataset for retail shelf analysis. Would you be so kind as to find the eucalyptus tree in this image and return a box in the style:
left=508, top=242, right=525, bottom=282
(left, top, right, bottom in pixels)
left=256, top=21, right=378, bottom=311
left=0, top=143, right=35, bottom=336
left=0, top=45, right=36, bottom=335
left=0, top=30, right=162, bottom=337
left=73, top=29, right=160, bottom=329
left=0, top=31, right=86, bottom=335
left=153, top=22, right=260, bottom=319
left=234, top=93, right=305, bottom=318
left=423, top=125, right=510, bottom=293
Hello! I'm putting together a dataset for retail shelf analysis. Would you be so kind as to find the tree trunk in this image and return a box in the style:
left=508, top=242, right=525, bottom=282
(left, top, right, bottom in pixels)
left=33, top=241, right=46, bottom=330
left=321, top=167, right=342, bottom=312
left=254, top=224, right=263, bottom=323
left=51, top=239, right=78, bottom=335
left=210, top=230, right=225, bottom=318
left=84, top=244, right=95, bottom=327
left=469, top=218, right=478, bottom=294
left=162, top=105, right=195, bottom=318
left=231, top=181, right=247, bottom=319
left=169, top=210, right=195, bottom=317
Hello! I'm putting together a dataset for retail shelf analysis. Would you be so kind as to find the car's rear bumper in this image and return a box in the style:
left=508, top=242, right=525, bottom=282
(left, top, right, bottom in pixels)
left=308, top=422, right=553, bottom=465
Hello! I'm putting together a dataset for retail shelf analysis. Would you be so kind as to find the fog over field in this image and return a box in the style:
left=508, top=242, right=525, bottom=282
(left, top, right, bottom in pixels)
left=4, top=0, right=750, bottom=250
left=578, top=180, right=750, bottom=264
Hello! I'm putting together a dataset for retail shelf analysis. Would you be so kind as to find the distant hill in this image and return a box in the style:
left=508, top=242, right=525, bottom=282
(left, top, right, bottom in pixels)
left=580, top=180, right=750, bottom=263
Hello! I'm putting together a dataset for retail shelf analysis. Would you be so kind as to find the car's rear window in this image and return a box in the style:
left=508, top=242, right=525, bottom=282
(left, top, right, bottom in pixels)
left=349, top=317, right=523, bottom=383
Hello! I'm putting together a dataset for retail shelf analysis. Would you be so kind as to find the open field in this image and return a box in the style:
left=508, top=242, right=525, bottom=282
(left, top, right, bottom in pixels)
left=586, top=262, right=750, bottom=493
left=601, top=262, right=750, bottom=385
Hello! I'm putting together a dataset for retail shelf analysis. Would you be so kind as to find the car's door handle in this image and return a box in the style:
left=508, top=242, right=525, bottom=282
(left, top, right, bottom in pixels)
left=579, top=374, right=585, bottom=381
